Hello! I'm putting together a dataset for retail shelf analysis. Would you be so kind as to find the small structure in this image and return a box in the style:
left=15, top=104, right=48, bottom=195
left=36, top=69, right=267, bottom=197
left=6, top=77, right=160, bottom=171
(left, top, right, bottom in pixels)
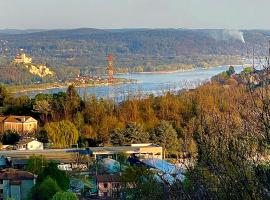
left=0, top=156, right=7, bottom=169
left=16, top=138, right=43, bottom=150
left=88, top=144, right=163, bottom=160
left=0, top=116, right=38, bottom=134
left=0, top=168, right=36, bottom=200
left=13, top=53, right=32, bottom=64
left=95, top=174, right=121, bottom=199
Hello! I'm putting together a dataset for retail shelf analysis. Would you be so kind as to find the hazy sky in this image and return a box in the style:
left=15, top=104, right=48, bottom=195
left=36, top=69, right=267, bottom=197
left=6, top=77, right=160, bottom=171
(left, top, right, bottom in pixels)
left=1, top=0, right=270, bottom=29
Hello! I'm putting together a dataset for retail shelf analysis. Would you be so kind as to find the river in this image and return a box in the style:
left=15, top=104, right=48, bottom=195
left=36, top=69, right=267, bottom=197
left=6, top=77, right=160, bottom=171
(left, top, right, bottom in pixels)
left=24, top=65, right=244, bottom=101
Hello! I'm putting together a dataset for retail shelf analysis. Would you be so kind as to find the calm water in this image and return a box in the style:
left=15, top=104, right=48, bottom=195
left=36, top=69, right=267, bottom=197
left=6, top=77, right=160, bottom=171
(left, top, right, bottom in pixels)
left=24, top=66, right=244, bottom=101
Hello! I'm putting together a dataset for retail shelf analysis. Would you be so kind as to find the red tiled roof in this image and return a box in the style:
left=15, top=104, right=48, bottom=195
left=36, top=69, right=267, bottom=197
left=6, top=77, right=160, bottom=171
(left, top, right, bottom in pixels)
left=95, top=174, right=120, bottom=183
left=0, top=169, right=36, bottom=181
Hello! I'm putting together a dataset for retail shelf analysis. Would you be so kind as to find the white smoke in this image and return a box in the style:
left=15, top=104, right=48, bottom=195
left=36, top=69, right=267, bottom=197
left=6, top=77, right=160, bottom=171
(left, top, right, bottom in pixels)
left=223, top=29, right=245, bottom=43
left=208, top=29, right=245, bottom=43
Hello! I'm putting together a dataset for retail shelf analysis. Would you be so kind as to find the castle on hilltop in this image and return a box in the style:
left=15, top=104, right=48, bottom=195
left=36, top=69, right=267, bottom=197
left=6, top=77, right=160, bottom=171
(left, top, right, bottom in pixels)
left=14, top=53, right=32, bottom=64
left=12, top=52, right=54, bottom=77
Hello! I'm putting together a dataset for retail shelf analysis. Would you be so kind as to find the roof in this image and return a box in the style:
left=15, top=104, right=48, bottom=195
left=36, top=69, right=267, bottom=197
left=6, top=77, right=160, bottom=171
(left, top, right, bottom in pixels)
left=88, top=144, right=162, bottom=155
left=0, top=116, right=6, bottom=123
left=17, top=138, right=41, bottom=146
left=95, top=174, right=120, bottom=183
left=3, top=116, right=37, bottom=123
left=0, top=169, right=36, bottom=180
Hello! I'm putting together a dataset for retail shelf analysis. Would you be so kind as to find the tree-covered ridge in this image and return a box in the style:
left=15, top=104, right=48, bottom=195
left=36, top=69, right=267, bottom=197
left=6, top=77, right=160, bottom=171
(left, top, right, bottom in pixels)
left=0, top=29, right=268, bottom=71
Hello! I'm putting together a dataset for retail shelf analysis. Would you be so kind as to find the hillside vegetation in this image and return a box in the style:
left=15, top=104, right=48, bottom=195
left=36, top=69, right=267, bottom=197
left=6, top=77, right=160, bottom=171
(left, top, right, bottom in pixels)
left=1, top=29, right=269, bottom=70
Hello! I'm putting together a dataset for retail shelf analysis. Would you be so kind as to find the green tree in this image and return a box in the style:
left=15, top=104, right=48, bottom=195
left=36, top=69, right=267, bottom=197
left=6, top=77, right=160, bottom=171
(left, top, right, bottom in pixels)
left=0, top=84, right=9, bottom=107
left=110, top=128, right=125, bottom=146
left=26, top=155, right=47, bottom=176
left=150, top=120, right=180, bottom=157
left=52, top=192, right=78, bottom=200
left=2, top=130, right=20, bottom=145
left=45, top=120, right=79, bottom=148
left=36, top=129, right=49, bottom=143
left=34, top=177, right=61, bottom=200
left=121, top=166, right=164, bottom=200
left=38, top=161, right=70, bottom=191
left=122, top=122, right=149, bottom=145
left=226, top=66, right=235, bottom=76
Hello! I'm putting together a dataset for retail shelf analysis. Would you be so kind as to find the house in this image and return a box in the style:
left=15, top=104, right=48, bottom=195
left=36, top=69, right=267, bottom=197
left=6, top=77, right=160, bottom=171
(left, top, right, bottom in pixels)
left=0, top=116, right=38, bottom=134
left=0, top=168, right=36, bottom=200
left=95, top=174, right=121, bottom=199
left=16, top=138, right=43, bottom=150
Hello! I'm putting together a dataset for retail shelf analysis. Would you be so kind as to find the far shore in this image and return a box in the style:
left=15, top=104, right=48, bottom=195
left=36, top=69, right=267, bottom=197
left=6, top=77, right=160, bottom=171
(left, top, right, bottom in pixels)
left=8, top=64, right=244, bottom=94
left=9, top=79, right=136, bottom=94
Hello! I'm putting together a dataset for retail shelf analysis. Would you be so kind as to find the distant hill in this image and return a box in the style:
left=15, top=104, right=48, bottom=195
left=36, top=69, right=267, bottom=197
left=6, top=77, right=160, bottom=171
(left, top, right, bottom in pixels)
left=0, top=29, right=46, bottom=35
left=0, top=28, right=269, bottom=71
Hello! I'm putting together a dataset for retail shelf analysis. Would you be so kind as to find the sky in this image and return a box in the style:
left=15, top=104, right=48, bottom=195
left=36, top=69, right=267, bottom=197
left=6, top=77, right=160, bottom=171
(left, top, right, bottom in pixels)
left=0, top=0, right=270, bottom=30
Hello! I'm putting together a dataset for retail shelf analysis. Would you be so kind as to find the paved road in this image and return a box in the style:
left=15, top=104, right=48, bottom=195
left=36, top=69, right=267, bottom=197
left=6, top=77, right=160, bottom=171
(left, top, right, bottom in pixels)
left=0, top=149, right=89, bottom=162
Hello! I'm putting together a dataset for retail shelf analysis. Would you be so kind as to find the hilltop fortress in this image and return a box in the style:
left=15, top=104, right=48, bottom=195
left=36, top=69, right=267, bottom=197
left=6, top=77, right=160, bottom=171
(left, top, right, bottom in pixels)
left=13, top=53, right=54, bottom=77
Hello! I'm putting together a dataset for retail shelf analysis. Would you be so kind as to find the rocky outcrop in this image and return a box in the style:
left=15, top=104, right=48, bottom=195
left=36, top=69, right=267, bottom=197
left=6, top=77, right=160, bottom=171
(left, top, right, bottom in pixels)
left=24, top=64, right=54, bottom=77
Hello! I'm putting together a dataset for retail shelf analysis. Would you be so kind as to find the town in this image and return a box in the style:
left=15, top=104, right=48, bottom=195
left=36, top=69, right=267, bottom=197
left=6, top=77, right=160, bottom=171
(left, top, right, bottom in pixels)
left=0, top=114, right=185, bottom=200
left=2, top=0, right=270, bottom=200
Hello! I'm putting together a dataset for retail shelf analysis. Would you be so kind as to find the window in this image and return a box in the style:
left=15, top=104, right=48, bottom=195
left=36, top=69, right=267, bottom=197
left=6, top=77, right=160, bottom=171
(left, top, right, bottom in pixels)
left=0, top=189, right=3, bottom=194
left=103, top=183, right=108, bottom=188
left=0, top=180, right=2, bottom=184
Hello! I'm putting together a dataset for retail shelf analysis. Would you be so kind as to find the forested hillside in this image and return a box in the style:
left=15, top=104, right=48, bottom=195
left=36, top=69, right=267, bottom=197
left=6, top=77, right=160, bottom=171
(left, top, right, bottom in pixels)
left=0, top=29, right=269, bottom=70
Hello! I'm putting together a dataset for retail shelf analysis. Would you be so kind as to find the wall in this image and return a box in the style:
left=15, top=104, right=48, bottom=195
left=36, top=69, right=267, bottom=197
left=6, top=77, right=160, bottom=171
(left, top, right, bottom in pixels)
left=27, top=141, right=43, bottom=150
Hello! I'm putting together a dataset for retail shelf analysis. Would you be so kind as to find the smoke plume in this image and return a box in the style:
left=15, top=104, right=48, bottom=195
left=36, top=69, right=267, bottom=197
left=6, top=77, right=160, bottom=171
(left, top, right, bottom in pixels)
left=209, top=29, right=245, bottom=43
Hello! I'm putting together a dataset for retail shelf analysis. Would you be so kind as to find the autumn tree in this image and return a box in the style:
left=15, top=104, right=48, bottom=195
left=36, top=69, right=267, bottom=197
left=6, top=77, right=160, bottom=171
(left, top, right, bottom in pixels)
left=45, top=120, right=79, bottom=148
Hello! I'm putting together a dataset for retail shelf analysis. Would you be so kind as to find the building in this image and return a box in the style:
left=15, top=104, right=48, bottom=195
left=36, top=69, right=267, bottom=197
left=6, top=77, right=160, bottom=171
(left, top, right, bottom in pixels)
left=95, top=174, right=121, bottom=199
left=16, top=138, right=43, bottom=150
left=0, top=169, right=36, bottom=200
left=0, top=116, right=38, bottom=134
left=13, top=53, right=32, bottom=64
left=88, top=144, right=163, bottom=160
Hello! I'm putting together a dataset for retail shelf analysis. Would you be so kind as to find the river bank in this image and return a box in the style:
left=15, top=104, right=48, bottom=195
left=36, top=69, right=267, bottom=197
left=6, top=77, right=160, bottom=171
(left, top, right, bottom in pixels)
left=8, top=78, right=136, bottom=94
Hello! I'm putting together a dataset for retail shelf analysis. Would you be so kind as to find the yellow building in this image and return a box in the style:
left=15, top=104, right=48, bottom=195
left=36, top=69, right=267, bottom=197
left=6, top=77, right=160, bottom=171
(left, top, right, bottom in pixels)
left=13, top=53, right=32, bottom=64
left=0, top=116, right=38, bottom=134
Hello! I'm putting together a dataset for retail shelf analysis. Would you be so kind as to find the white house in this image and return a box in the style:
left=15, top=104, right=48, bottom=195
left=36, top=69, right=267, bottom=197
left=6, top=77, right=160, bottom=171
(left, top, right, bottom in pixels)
left=16, top=138, right=43, bottom=150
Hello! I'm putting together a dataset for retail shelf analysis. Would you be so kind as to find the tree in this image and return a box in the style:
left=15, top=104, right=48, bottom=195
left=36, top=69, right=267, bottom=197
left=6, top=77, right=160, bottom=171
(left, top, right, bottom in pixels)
left=36, top=129, right=49, bottom=143
left=38, top=161, right=70, bottom=191
left=34, top=177, right=61, bottom=200
left=26, top=155, right=47, bottom=175
left=33, top=99, right=52, bottom=123
left=66, top=85, right=81, bottom=118
left=150, top=120, right=181, bottom=157
left=121, top=166, right=164, bottom=200
left=0, top=84, right=9, bottom=107
left=110, top=129, right=125, bottom=146
left=45, top=120, right=79, bottom=148
left=226, top=66, right=235, bottom=76
left=52, top=192, right=78, bottom=200
left=122, top=122, right=149, bottom=145
left=2, top=130, right=20, bottom=145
